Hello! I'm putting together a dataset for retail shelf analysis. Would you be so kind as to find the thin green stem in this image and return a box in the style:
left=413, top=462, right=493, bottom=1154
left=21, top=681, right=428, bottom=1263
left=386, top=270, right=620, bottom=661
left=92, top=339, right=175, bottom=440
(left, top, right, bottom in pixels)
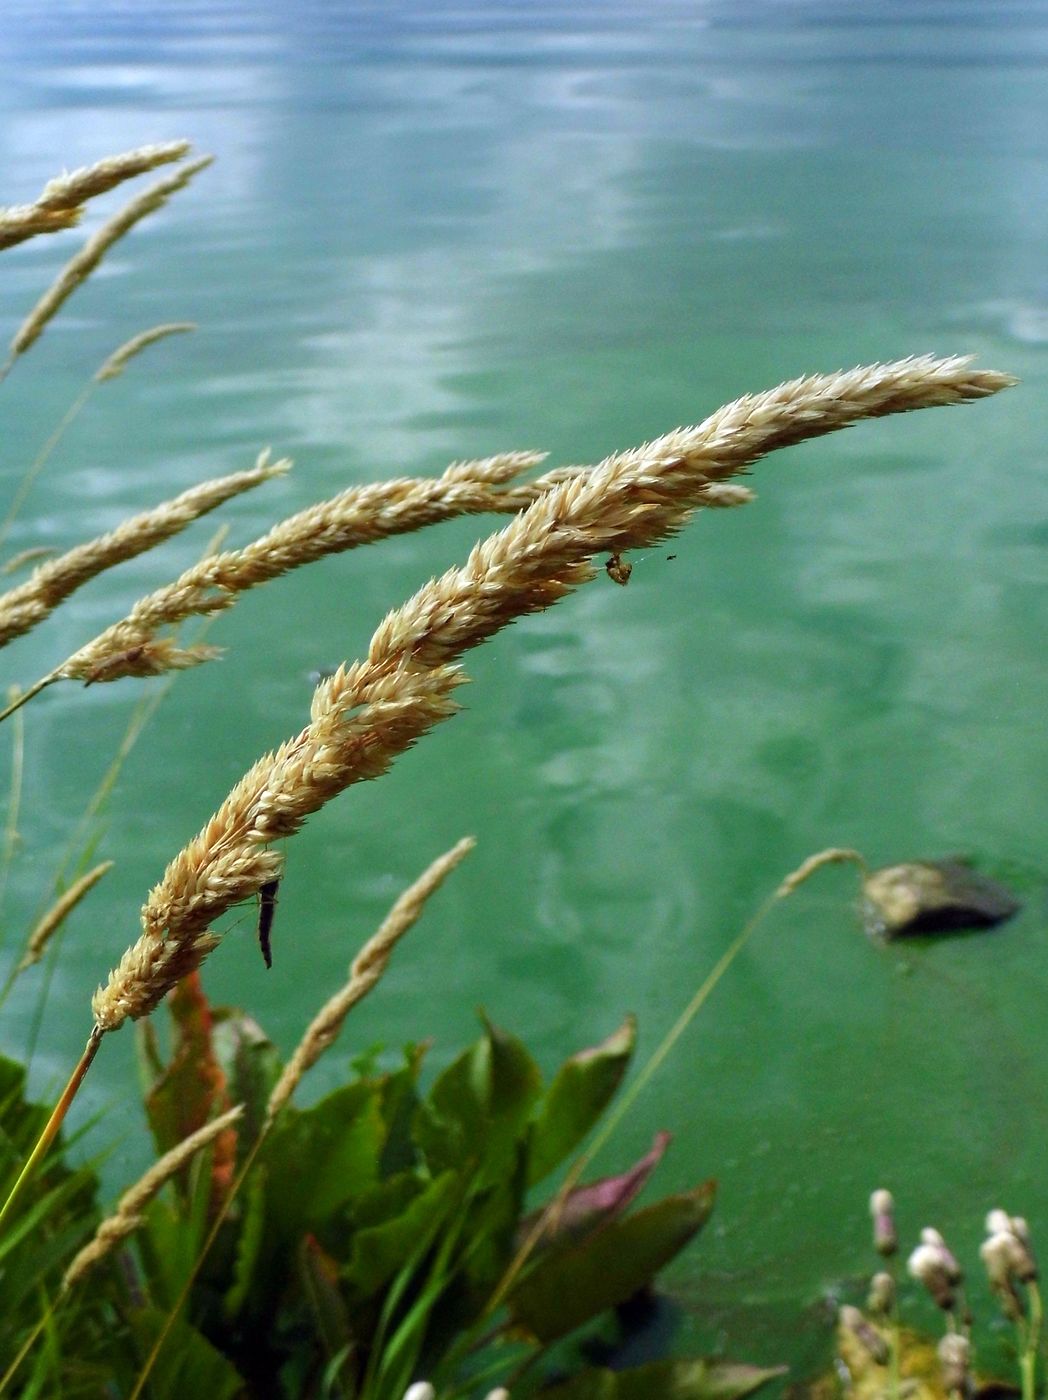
left=0, top=688, right=25, bottom=923
left=0, top=674, right=59, bottom=727
left=0, top=1311, right=49, bottom=1395
left=0, top=383, right=92, bottom=555
left=1022, top=1282, right=1042, bottom=1400
left=127, top=1129, right=266, bottom=1400
left=18, top=680, right=170, bottom=1056
left=0, top=1024, right=104, bottom=1236
left=478, top=848, right=866, bottom=1325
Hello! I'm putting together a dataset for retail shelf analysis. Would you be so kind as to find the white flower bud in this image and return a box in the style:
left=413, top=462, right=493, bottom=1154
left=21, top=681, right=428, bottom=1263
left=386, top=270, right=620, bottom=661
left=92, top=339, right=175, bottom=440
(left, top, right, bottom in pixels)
left=981, top=1233, right=1025, bottom=1321
left=986, top=1209, right=1012, bottom=1236
left=938, top=1332, right=971, bottom=1394
left=867, top=1270, right=896, bottom=1317
left=840, top=1305, right=890, bottom=1365
left=870, top=1189, right=898, bottom=1256
left=403, top=1385, right=436, bottom=1400
left=908, top=1241, right=957, bottom=1310
left=919, top=1227, right=962, bottom=1283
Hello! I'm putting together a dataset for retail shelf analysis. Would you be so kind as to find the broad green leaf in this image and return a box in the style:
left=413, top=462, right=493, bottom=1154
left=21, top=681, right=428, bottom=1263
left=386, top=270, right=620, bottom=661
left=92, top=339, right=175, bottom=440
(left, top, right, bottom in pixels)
left=211, top=1009, right=284, bottom=1155
left=351, top=1171, right=428, bottom=1230
left=344, top=1170, right=457, bottom=1296
left=298, top=1233, right=357, bottom=1387
left=460, top=1145, right=528, bottom=1298
left=509, top=1181, right=716, bottom=1343
left=223, top=1165, right=267, bottom=1321
left=262, top=1082, right=384, bottom=1238
left=528, top=1015, right=636, bottom=1185
left=539, top=1359, right=786, bottom=1400
left=377, top=1045, right=427, bottom=1176
left=126, top=1307, right=244, bottom=1399
left=413, top=1018, right=541, bottom=1181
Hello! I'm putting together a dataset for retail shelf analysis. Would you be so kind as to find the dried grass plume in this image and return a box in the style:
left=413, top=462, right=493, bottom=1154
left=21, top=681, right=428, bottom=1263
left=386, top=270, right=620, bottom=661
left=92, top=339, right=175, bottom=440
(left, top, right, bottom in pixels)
left=18, top=861, right=114, bottom=973
left=0, top=141, right=191, bottom=252
left=90, top=356, right=1013, bottom=1035
left=266, top=836, right=475, bottom=1124
left=61, top=1104, right=243, bottom=1289
left=7, top=154, right=212, bottom=364
left=0, top=451, right=288, bottom=650
left=95, top=322, right=196, bottom=382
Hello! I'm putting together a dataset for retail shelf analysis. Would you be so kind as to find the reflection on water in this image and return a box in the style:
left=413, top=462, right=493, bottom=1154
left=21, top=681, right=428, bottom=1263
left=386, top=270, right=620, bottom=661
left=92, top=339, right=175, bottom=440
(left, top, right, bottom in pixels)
left=1, top=0, right=1047, bottom=1377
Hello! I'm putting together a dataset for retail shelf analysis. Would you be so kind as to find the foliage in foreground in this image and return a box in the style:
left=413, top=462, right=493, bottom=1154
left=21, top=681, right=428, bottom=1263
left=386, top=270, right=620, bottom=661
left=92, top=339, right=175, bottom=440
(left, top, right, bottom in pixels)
left=0, top=977, right=783, bottom=1400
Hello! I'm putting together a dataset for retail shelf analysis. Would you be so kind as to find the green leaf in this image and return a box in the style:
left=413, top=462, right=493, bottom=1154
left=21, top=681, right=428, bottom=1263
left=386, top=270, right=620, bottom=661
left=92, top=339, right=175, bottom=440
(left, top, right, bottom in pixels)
left=377, top=1045, right=427, bottom=1177
left=262, top=1082, right=384, bottom=1239
left=413, top=1018, right=542, bottom=1182
left=344, top=1170, right=457, bottom=1296
left=538, top=1359, right=786, bottom=1400
left=211, top=1009, right=284, bottom=1155
left=222, top=1165, right=267, bottom=1321
left=125, top=1308, right=245, bottom=1399
left=509, top=1180, right=716, bottom=1344
left=298, top=1233, right=357, bottom=1388
left=528, top=1015, right=636, bottom=1185
left=459, top=1146, right=528, bottom=1298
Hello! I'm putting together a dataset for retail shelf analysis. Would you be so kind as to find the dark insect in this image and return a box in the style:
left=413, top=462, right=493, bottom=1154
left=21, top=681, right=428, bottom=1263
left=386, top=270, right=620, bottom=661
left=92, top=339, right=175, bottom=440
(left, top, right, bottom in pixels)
left=605, top=553, right=632, bottom=586
left=84, top=644, right=147, bottom=686
left=257, top=878, right=280, bottom=969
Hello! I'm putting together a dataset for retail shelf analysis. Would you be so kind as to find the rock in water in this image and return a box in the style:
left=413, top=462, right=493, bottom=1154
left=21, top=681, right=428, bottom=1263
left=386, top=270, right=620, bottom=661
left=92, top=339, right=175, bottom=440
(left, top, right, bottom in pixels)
left=862, top=859, right=1020, bottom=939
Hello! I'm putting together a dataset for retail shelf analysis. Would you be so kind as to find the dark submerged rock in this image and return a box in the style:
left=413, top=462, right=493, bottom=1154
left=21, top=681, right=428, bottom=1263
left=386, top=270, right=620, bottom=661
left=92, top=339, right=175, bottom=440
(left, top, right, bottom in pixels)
left=862, top=859, right=1021, bottom=939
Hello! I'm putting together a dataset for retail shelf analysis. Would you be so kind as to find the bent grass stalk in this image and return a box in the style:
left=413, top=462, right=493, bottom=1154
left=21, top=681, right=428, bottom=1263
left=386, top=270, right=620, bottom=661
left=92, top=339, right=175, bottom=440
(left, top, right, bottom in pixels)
left=2, top=155, right=211, bottom=377
left=125, top=839, right=474, bottom=1400
left=55, top=452, right=556, bottom=684
left=0, top=141, right=192, bottom=252
left=264, top=835, right=475, bottom=1123
left=0, top=451, right=288, bottom=666
left=62, top=1103, right=243, bottom=1289
left=90, top=354, right=1010, bottom=1038
left=59, top=475, right=752, bottom=686
left=15, top=860, right=114, bottom=973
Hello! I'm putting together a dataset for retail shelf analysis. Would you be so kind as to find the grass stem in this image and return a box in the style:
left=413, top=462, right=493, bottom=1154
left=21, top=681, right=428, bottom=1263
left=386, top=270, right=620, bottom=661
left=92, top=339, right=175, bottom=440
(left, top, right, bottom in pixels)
left=0, top=674, right=58, bottom=726
left=0, top=1024, right=104, bottom=1235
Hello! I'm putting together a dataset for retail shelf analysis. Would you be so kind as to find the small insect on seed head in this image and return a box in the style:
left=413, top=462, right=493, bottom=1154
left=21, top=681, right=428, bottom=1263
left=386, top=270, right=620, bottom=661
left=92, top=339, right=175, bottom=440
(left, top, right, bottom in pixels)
left=605, top=553, right=632, bottom=585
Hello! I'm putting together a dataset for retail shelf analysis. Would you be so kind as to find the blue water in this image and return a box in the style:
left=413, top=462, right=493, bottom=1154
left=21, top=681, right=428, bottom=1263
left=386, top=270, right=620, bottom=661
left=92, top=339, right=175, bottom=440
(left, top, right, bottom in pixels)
left=1, top=0, right=1047, bottom=1381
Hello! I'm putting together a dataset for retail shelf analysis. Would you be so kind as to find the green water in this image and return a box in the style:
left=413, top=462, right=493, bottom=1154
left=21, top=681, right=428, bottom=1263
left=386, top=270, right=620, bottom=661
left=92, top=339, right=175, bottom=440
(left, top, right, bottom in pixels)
left=2, top=0, right=1048, bottom=1380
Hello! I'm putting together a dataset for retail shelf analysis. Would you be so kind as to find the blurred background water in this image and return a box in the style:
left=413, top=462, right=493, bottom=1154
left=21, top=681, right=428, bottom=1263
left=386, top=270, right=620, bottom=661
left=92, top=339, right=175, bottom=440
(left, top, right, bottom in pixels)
left=1, top=0, right=1047, bottom=1381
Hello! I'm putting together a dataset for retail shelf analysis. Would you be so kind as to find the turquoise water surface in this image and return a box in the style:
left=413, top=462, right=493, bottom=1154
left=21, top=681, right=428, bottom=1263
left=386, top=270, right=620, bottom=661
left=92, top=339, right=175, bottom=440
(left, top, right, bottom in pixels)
left=1, top=0, right=1047, bottom=1380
